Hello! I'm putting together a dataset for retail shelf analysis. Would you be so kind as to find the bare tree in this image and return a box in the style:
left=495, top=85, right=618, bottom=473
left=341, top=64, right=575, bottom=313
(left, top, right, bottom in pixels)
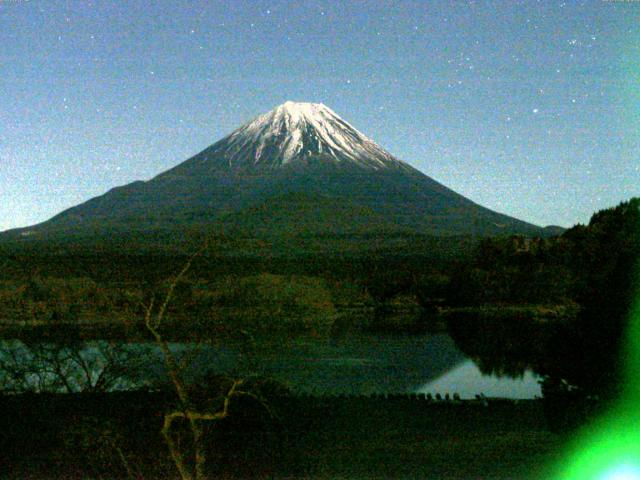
left=0, top=340, right=142, bottom=394
left=142, top=247, right=272, bottom=480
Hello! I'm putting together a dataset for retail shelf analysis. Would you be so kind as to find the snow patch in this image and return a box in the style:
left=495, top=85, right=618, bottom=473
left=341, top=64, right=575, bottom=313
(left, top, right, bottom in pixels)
left=211, top=101, right=411, bottom=171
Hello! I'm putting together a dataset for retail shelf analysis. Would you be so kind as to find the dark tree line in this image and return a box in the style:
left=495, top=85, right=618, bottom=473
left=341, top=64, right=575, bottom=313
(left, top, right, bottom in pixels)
left=447, top=198, right=640, bottom=405
left=543, top=198, right=640, bottom=399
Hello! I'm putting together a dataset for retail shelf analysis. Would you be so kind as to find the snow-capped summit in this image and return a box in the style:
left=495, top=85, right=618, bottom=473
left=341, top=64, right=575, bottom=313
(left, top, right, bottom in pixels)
left=4, top=101, right=546, bottom=241
left=199, top=101, right=411, bottom=171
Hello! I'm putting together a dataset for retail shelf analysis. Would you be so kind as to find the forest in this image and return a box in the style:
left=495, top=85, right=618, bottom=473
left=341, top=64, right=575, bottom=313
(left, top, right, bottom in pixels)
left=0, top=198, right=637, bottom=478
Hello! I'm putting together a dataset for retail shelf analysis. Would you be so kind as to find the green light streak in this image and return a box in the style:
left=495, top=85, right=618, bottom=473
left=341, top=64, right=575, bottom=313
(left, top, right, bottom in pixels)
left=552, top=256, right=640, bottom=479
left=550, top=300, right=640, bottom=480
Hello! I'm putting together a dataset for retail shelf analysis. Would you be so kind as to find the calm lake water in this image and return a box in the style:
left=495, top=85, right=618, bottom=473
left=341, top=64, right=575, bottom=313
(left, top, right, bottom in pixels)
left=0, top=334, right=541, bottom=398
left=418, top=360, right=541, bottom=399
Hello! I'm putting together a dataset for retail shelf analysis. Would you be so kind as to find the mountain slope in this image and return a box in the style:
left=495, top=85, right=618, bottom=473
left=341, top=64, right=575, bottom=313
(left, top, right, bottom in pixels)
left=193, top=101, right=410, bottom=170
left=4, top=101, right=545, bottom=241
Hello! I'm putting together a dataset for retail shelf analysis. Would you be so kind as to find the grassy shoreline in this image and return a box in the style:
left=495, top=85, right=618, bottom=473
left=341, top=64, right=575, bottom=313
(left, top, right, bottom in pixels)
left=0, top=390, right=563, bottom=479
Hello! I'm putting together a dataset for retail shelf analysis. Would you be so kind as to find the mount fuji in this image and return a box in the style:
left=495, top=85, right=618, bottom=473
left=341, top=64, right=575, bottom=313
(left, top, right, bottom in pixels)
left=6, top=101, right=547, bottom=243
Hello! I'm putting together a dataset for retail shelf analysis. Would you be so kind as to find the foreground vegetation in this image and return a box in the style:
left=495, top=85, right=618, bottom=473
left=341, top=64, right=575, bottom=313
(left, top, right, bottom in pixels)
left=1, top=391, right=561, bottom=479
left=0, top=198, right=636, bottom=477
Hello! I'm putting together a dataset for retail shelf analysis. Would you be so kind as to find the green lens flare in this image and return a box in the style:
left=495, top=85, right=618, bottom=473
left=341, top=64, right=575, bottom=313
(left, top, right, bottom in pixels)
left=601, top=464, right=640, bottom=480
left=553, top=268, right=640, bottom=479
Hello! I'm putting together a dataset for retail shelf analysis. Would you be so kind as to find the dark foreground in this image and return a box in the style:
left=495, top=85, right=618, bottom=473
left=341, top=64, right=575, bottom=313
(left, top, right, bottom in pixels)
left=0, top=391, right=565, bottom=479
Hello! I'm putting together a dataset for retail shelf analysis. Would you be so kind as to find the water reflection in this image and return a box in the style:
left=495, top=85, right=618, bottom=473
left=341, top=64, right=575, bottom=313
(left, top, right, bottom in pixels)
left=418, top=360, right=541, bottom=399
left=0, top=335, right=541, bottom=398
left=245, top=334, right=465, bottom=395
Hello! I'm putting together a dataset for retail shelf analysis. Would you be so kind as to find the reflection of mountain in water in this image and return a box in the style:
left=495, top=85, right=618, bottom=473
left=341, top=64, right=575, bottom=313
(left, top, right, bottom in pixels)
left=243, top=334, right=466, bottom=395
left=0, top=335, right=466, bottom=395
left=418, top=360, right=541, bottom=399
left=0, top=335, right=543, bottom=397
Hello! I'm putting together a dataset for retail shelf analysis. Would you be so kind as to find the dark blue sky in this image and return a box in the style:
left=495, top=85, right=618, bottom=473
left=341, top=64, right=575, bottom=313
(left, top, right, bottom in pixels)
left=2, top=0, right=638, bottom=231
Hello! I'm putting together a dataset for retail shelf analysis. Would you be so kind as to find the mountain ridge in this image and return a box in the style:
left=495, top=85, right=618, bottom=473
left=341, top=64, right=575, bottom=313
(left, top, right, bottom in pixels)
left=172, top=101, right=412, bottom=172
left=3, top=101, right=550, bottom=243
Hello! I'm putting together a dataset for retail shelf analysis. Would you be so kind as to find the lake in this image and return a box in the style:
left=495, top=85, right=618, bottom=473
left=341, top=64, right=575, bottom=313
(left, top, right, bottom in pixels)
left=419, top=360, right=541, bottom=399
left=0, top=334, right=541, bottom=398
